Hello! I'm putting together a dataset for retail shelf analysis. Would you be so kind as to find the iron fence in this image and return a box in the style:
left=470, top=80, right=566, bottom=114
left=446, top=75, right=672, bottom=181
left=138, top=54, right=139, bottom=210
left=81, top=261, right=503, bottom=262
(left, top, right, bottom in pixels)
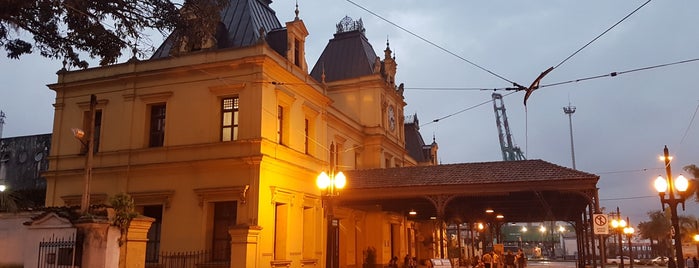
left=146, top=249, right=231, bottom=268
left=37, top=234, right=82, bottom=268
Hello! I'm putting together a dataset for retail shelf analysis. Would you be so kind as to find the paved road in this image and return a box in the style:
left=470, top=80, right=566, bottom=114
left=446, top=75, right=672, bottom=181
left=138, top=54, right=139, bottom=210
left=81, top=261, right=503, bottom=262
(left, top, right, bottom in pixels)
left=527, top=261, right=662, bottom=268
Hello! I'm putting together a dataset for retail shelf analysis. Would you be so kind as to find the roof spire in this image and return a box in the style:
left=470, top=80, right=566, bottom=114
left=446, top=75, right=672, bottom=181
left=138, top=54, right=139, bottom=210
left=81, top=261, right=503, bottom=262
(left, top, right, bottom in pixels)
left=294, top=0, right=299, bottom=20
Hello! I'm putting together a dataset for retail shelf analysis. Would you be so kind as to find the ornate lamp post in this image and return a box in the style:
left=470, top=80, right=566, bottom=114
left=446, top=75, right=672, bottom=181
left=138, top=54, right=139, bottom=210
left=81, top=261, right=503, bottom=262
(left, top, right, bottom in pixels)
left=623, top=218, right=635, bottom=268
left=317, top=170, right=346, bottom=268
left=654, top=146, right=689, bottom=268
left=611, top=207, right=627, bottom=268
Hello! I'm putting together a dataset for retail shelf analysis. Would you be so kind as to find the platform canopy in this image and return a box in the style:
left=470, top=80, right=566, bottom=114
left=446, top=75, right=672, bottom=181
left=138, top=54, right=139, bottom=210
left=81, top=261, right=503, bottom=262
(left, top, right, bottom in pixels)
left=341, top=159, right=600, bottom=223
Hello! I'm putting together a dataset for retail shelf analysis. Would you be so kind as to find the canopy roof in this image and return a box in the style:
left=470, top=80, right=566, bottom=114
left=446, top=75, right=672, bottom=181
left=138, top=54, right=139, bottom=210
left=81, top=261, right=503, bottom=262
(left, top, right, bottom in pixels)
left=341, top=159, right=600, bottom=223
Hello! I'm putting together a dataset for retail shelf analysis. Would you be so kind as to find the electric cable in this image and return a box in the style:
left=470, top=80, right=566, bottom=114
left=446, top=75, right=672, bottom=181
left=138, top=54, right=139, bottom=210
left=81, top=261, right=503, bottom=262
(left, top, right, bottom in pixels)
left=421, top=91, right=518, bottom=127
left=345, top=0, right=519, bottom=86
left=553, top=0, right=653, bottom=70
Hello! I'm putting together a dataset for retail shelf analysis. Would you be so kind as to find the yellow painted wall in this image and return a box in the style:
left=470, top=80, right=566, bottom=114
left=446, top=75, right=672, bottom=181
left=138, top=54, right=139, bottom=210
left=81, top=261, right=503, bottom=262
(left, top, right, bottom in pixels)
left=44, top=16, right=430, bottom=267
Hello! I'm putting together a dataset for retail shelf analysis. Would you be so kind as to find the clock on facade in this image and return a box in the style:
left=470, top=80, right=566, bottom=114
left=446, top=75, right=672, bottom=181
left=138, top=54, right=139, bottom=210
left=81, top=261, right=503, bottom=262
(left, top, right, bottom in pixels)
left=388, top=105, right=396, bottom=131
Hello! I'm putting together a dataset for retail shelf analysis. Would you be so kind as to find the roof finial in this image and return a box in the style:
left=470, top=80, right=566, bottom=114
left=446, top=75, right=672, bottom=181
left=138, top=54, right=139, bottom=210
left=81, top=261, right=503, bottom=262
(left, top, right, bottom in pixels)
left=294, top=0, right=299, bottom=20
left=386, top=36, right=390, bottom=49
left=321, top=62, right=326, bottom=84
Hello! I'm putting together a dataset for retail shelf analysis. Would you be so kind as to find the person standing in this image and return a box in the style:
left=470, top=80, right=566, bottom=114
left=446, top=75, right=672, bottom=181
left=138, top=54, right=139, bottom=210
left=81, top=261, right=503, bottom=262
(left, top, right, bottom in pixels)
left=516, top=249, right=527, bottom=268
left=492, top=251, right=501, bottom=268
left=483, top=252, right=492, bottom=268
left=687, top=257, right=695, bottom=268
left=504, top=250, right=516, bottom=268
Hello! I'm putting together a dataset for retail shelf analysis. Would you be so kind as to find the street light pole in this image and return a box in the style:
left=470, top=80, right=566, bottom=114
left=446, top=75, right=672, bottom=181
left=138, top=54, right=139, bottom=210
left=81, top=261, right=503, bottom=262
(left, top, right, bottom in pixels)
left=317, top=169, right=346, bottom=268
left=623, top=217, right=635, bottom=268
left=654, top=146, right=688, bottom=268
left=72, top=94, right=97, bottom=215
left=611, top=207, right=626, bottom=268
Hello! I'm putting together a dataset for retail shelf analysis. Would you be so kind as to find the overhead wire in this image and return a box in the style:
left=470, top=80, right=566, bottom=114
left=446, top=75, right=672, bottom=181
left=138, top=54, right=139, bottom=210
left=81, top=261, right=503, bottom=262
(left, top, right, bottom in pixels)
left=421, top=91, right=517, bottom=127
left=553, top=0, right=653, bottom=70
left=679, top=101, right=699, bottom=146
left=345, top=0, right=519, bottom=86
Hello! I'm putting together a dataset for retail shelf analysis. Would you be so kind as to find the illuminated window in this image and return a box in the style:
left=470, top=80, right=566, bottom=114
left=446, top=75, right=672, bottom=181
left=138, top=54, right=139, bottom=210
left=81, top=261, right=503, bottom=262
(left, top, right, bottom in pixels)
left=221, top=97, right=239, bottom=141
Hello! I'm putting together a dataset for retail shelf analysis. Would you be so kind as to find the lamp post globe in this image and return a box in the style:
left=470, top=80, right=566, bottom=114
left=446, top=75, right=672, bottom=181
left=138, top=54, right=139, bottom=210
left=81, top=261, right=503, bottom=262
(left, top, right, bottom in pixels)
left=653, top=146, right=687, bottom=268
left=317, top=170, right=346, bottom=268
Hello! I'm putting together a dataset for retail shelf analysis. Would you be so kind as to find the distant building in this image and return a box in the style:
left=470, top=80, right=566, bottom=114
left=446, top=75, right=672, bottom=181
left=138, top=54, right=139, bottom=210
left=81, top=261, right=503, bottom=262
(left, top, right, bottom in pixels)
left=0, top=134, right=51, bottom=207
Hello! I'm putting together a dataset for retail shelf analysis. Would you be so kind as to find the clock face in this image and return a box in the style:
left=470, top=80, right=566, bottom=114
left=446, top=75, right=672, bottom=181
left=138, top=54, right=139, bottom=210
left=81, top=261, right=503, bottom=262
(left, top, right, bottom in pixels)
left=388, top=106, right=396, bottom=131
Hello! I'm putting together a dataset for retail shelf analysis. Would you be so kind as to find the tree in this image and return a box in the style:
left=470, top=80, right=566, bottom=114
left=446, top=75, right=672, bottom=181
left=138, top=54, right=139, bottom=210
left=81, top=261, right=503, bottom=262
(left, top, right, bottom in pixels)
left=684, top=164, right=699, bottom=201
left=637, top=210, right=672, bottom=257
left=1, top=0, right=227, bottom=69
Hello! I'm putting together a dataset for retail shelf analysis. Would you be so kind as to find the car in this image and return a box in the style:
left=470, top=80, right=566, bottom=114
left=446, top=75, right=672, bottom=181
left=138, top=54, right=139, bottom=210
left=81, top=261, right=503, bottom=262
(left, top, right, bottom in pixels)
left=650, top=256, right=669, bottom=266
left=607, top=256, right=641, bottom=265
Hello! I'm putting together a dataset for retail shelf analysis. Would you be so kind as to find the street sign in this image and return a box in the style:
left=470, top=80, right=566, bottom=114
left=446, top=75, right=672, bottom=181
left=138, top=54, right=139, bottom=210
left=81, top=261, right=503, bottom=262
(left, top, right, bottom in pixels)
left=593, top=214, right=609, bottom=235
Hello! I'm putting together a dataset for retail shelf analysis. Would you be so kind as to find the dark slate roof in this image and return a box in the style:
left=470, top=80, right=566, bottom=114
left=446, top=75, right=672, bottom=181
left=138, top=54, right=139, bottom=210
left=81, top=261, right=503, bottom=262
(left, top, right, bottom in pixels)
left=403, top=116, right=431, bottom=163
left=151, top=0, right=283, bottom=59
left=310, top=30, right=378, bottom=82
left=345, top=159, right=598, bottom=189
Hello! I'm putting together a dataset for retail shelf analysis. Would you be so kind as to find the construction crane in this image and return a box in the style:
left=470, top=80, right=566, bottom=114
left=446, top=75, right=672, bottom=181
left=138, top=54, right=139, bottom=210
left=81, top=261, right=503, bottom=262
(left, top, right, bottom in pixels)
left=492, top=93, right=525, bottom=161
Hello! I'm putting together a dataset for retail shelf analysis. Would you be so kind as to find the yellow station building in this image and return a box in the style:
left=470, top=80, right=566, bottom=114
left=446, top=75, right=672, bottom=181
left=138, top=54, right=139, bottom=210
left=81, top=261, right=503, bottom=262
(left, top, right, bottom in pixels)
left=44, top=0, right=440, bottom=267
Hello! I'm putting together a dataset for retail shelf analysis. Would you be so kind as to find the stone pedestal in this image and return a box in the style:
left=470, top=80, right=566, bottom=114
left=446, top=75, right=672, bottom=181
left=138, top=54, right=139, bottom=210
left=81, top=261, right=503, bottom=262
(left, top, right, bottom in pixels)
left=75, top=217, right=120, bottom=268
left=120, top=216, right=155, bottom=268
left=229, top=225, right=263, bottom=268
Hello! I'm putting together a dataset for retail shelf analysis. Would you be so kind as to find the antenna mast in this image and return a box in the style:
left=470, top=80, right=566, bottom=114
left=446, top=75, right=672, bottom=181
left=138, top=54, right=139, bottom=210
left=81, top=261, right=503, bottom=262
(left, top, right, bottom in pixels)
left=492, top=93, right=525, bottom=161
left=0, top=110, right=5, bottom=139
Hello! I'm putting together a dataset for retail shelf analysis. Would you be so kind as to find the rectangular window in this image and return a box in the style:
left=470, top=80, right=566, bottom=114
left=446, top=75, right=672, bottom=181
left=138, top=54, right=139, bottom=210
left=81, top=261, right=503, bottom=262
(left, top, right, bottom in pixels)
left=142, top=205, right=163, bottom=263
left=277, top=105, right=284, bottom=145
left=149, top=104, right=166, bottom=147
left=302, top=206, right=314, bottom=259
left=81, top=110, right=102, bottom=154
left=294, top=39, right=301, bottom=67
left=212, top=201, right=236, bottom=261
left=304, top=119, right=309, bottom=154
left=274, top=203, right=288, bottom=259
left=221, top=97, right=239, bottom=141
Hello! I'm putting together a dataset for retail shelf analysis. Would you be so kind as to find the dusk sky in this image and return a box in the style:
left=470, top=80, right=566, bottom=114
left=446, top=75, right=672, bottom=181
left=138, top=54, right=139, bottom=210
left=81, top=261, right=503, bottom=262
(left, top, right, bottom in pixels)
left=1, top=1, right=698, bottom=223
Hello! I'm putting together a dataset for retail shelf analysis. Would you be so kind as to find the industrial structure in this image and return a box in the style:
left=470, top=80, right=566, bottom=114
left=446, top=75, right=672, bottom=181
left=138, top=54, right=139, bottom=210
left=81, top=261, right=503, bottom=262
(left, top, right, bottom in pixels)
left=492, top=93, right=525, bottom=161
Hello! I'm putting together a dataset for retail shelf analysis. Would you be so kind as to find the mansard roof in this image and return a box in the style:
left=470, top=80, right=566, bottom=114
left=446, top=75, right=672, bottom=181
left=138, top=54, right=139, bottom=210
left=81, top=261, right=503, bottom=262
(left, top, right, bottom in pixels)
left=404, top=114, right=434, bottom=163
left=151, top=0, right=283, bottom=59
left=310, top=17, right=379, bottom=83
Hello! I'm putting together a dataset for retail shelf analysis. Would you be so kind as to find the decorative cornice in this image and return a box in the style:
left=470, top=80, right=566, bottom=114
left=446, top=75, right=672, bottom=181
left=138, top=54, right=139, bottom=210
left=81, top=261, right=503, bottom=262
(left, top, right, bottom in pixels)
left=128, top=190, right=175, bottom=208
left=193, top=185, right=249, bottom=207
left=209, top=83, right=246, bottom=96
left=61, top=193, right=108, bottom=207
left=138, top=91, right=173, bottom=103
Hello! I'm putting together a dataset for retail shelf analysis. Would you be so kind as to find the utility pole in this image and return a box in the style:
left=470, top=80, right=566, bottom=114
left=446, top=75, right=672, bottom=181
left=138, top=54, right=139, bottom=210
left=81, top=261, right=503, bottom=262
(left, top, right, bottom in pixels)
left=563, top=103, right=576, bottom=169
left=0, top=110, right=5, bottom=139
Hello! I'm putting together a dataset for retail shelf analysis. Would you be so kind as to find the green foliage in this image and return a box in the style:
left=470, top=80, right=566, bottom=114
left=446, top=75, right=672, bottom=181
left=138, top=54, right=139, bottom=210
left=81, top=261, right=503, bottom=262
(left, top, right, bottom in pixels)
left=0, top=0, right=228, bottom=68
left=109, top=192, right=137, bottom=233
left=637, top=210, right=672, bottom=256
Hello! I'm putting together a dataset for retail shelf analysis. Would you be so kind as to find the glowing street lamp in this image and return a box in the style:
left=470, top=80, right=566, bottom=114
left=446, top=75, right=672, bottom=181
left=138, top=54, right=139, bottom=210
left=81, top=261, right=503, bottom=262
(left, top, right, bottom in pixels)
left=611, top=207, right=627, bottom=268
left=317, top=170, right=346, bottom=268
left=653, top=146, right=689, bottom=268
left=623, top=218, right=635, bottom=268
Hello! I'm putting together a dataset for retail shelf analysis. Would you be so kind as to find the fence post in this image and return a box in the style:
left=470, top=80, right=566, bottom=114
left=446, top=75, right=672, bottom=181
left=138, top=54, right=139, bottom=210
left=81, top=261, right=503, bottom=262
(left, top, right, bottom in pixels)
left=121, top=216, right=155, bottom=268
left=75, top=217, right=120, bottom=268
left=229, top=225, right=263, bottom=268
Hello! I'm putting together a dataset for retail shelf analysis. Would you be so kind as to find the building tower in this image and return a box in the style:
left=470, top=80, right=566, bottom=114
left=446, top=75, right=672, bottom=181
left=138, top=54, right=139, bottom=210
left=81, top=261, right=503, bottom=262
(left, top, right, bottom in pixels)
left=563, top=103, right=576, bottom=169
